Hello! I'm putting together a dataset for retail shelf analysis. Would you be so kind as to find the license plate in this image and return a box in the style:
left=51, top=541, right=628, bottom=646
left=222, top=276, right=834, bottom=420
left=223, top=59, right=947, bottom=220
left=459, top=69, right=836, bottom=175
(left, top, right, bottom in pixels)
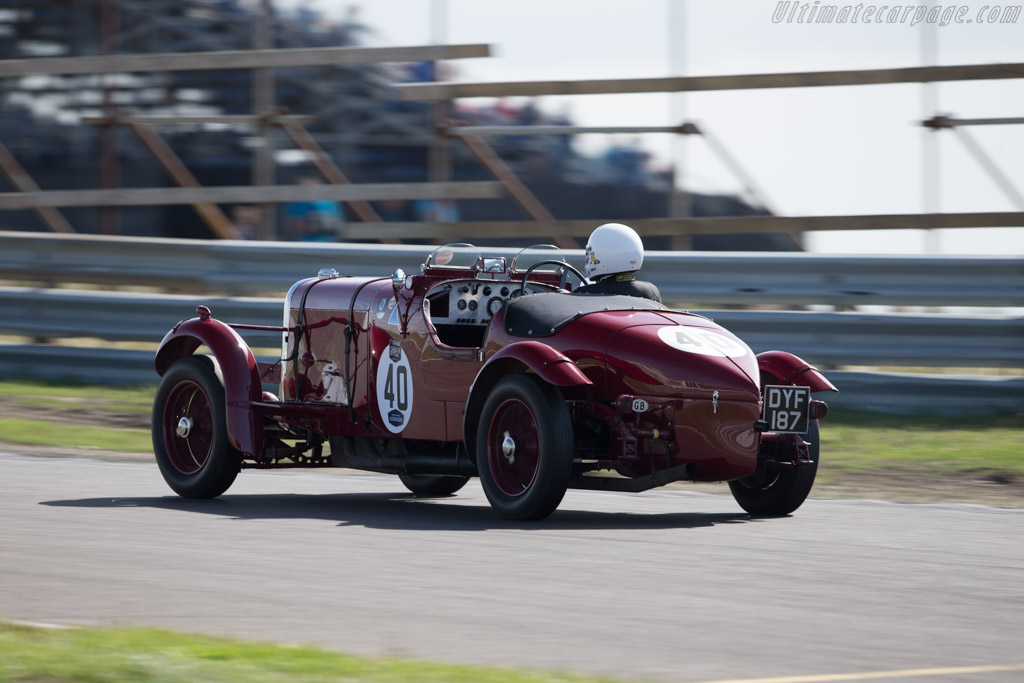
left=762, top=385, right=811, bottom=434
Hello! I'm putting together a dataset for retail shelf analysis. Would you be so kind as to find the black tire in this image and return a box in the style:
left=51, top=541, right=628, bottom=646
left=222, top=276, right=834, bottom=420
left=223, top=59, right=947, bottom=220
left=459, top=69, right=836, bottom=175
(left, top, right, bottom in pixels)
left=152, top=355, right=241, bottom=498
left=475, top=374, right=573, bottom=521
left=729, top=419, right=820, bottom=516
left=398, top=473, right=469, bottom=497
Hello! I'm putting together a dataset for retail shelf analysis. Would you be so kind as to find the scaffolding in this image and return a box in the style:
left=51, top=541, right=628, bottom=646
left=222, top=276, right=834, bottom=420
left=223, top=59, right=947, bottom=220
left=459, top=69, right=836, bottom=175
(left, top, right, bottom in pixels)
left=0, top=2, right=1022, bottom=244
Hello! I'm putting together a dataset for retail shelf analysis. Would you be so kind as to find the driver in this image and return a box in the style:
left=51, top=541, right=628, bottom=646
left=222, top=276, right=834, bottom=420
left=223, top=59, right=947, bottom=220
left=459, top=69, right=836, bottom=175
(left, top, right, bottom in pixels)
left=574, top=223, right=662, bottom=303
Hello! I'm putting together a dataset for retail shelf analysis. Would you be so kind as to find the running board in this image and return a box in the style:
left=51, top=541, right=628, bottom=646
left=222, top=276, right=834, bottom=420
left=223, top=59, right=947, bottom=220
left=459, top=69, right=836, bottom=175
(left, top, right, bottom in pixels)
left=570, top=463, right=696, bottom=493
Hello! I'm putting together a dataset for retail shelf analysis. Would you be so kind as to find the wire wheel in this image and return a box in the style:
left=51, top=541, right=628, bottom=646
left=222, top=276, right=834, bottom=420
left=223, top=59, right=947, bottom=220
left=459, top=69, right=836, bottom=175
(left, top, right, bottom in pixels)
left=162, top=379, right=214, bottom=475
left=476, top=374, right=573, bottom=521
left=486, top=398, right=541, bottom=497
left=152, top=356, right=241, bottom=498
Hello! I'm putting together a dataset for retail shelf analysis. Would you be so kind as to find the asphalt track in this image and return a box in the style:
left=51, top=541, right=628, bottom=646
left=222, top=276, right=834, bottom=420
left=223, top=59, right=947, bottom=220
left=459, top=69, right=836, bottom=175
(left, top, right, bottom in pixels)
left=2, top=451, right=1022, bottom=683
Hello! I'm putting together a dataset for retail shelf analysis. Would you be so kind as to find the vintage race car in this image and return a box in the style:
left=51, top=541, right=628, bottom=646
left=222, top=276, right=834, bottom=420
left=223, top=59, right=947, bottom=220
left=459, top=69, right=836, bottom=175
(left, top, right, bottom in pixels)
left=153, top=244, right=836, bottom=520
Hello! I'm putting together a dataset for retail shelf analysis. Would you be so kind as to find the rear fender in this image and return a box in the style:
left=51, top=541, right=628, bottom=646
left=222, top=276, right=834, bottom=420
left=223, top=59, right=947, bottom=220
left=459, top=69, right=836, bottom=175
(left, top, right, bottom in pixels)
left=155, top=316, right=263, bottom=457
left=757, top=350, right=838, bottom=393
left=462, top=341, right=592, bottom=459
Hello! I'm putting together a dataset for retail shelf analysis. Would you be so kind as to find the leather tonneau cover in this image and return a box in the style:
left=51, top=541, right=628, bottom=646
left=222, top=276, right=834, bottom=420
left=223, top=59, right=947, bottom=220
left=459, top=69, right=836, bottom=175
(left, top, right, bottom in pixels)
left=504, top=292, right=667, bottom=338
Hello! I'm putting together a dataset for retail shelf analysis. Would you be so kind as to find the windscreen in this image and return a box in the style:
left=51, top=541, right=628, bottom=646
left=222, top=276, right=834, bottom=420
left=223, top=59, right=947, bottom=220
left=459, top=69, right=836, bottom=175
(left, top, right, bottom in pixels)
left=423, top=243, right=481, bottom=270
left=510, top=244, right=567, bottom=274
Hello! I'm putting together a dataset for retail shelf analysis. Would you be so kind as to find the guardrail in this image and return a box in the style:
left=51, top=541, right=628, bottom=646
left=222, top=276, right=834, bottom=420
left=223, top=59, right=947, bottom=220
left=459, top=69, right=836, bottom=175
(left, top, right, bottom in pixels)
left=1, top=287, right=1021, bottom=369
left=0, top=343, right=1019, bottom=417
left=2, top=231, right=1022, bottom=307
left=2, top=231, right=1021, bottom=415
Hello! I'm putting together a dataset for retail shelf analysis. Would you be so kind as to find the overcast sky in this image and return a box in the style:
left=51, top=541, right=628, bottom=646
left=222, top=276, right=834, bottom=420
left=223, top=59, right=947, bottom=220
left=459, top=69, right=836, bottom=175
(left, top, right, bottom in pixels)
left=298, top=0, right=1024, bottom=255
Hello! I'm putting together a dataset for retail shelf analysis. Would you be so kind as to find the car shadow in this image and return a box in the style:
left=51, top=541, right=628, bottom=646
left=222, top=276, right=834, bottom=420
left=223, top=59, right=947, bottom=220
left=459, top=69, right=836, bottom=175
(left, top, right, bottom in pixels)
left=41, top=492, right=758, bottom=531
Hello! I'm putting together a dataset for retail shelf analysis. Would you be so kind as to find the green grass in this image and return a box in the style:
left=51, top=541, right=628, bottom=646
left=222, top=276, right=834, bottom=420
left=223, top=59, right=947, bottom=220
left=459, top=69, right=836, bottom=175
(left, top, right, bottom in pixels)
left=0, top=419, right=152, bottom=452
left=0, top=379, right=153, bottom=415
left=0, top=624, right=617, bottom=683
left=0, top=379, right=1020, bottom=500
left=0, top=379, right=154, bottom=405
left=0, top=380, right=154, bottom=452
left=10, top=395, right=151, bottom=413
left=818, top=411, right=1024, bottom=479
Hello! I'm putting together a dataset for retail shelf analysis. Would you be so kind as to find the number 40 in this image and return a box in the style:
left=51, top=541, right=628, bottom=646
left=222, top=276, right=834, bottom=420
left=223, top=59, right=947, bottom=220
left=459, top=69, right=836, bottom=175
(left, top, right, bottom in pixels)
left=383, top=364, right=409, bottom=411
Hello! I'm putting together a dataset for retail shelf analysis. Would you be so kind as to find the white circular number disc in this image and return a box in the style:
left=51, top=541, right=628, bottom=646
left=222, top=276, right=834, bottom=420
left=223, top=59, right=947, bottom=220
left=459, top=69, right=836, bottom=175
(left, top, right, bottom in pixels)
left=376, top=342, right=415, bottom=434
left=657, top=325, right=749, bottom=358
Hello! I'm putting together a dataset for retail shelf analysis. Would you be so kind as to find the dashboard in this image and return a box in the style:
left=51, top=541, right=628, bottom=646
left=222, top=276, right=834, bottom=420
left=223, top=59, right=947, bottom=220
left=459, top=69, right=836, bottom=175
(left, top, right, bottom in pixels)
left=426, top=279, right=515, bottom=327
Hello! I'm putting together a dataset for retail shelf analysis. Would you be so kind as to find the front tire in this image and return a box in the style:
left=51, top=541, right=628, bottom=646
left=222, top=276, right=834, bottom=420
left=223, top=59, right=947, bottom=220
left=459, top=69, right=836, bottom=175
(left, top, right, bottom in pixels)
left=399, top=473, right=469, bottom=497
left=729, top=419, right=820, bottom=516
left=152, top=355, right=241, bottom=498
left=475, top=374, right=573, bottom=521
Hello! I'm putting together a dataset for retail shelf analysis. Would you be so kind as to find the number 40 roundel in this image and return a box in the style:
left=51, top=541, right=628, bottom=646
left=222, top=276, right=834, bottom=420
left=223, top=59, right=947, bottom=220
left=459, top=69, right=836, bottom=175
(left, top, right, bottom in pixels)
left=376, top=340, right=414, bottom=434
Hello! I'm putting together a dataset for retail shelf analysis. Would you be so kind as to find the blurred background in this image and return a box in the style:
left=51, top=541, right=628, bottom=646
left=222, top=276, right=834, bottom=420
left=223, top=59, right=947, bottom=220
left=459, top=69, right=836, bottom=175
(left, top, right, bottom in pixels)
left=2, top=0, right=1020, bottom=252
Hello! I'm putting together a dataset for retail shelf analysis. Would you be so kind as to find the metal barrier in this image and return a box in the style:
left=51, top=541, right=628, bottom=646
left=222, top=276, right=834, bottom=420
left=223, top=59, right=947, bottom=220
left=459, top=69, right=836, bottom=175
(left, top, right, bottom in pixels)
left=0, top=287, right=282, bottom=347
left=2, top=231, right=1022, bottom=306
left=706, top=309, right=1024, bottom=368
left=2, top=231, right=1022, bottom=414
left=0, top=343, right=1019, bottom=416
left=1, top=286, right=1021, bottom=369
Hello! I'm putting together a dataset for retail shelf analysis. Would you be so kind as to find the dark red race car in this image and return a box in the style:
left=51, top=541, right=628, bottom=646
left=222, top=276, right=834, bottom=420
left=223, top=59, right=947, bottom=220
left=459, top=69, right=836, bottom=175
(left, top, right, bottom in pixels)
left=153, top=244, right=836, bottom=520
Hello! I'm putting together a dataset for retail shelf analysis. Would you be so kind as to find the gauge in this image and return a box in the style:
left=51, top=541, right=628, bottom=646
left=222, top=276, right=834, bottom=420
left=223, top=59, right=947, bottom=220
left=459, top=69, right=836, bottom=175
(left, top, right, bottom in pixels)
left=457, top=299, right=467, bottom=310
left=483, top=286, right=492, bottom=296
left=500, top=286, right=510, bottom=296
left=460, top=285, right=469, bottom=293
left=487, top=296, right=504, bottom=317
left=468, top=299, right=478, bottom=312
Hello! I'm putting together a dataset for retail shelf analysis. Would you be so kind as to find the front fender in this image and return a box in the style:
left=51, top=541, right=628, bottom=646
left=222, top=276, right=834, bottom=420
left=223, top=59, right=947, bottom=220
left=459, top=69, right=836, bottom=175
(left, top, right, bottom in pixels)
left=155, top=316, right=263, bottom=457
left=757, top=350, right=838, bottom=393
left=462, top=341, right=592, bottom=460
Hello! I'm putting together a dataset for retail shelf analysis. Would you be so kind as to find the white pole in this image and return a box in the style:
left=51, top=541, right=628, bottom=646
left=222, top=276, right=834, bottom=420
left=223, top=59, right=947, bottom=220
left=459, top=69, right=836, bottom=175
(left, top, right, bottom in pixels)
left=669, top=0, right=691, bottom=249
left=920, top=18, right=941, bottom=254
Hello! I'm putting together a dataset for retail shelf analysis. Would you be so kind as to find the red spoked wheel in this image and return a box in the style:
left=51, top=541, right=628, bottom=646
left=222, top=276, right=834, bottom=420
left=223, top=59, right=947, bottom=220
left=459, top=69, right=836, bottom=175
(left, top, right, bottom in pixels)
left=152, top=356, right=241, bottom=498
left=486, top=398, right=541, bottom=497
left=476, top=374, right=573, bottom=521
left=162, top=379, right=214, bottom=475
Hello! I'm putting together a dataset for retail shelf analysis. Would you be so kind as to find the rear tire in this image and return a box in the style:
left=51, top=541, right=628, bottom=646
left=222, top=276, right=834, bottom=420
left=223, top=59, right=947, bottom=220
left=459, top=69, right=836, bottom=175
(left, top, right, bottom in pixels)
left=729, top=419, right=819, bottom=516
left=475, top=374, right=573, bottom=521
left=399, top=473, right=469, bottom=497
left=152, top=355, right=241, bottom=498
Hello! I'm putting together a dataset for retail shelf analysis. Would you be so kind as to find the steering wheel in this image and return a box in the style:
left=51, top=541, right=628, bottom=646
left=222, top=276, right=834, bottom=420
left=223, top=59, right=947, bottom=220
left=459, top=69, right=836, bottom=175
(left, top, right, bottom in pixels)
left=518, top=260, right=588, bottom=298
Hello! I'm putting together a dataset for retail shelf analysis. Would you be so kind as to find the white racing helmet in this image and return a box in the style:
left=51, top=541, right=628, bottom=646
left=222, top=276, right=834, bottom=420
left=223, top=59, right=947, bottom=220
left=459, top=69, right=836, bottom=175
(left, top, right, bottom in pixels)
left=584, top=223, right=644, bottom=279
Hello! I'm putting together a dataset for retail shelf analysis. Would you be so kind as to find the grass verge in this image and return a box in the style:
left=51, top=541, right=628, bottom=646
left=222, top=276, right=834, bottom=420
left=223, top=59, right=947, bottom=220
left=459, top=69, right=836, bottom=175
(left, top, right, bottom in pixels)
left=819, top=411, right=1024, bottom=476
left=0, top=419, right=151, bottom=453
left=0, top=379, right=1020, bottom=504
left=0, top=623, right=616, bottom=683
left=0, top=380, right=153, bottom=412
left=810, top=410, right=1024, bottom=505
